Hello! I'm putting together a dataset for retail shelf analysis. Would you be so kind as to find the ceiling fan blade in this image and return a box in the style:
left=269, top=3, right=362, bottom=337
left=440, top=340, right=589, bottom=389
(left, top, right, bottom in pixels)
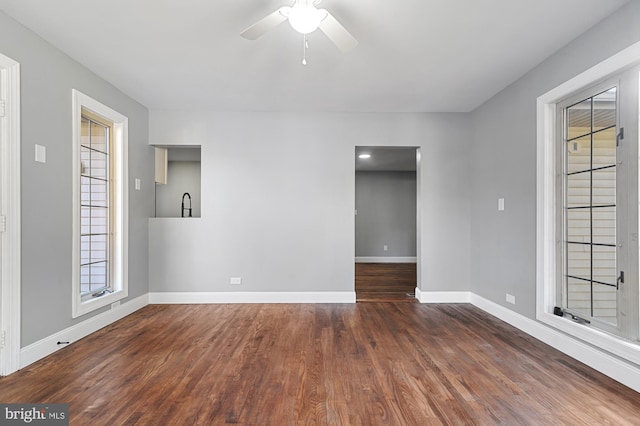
left=318, top=10, right=358, bottom=53
left=241, top=7, right=291, bottom=40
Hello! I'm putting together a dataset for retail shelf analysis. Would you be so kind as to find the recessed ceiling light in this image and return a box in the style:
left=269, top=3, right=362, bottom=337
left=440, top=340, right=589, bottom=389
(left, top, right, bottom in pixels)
left=358, top=154, right=371, bottom=159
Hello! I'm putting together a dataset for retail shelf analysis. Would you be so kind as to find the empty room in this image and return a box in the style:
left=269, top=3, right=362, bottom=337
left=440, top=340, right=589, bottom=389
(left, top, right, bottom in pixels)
left=1, top=0, right=640, bottom=424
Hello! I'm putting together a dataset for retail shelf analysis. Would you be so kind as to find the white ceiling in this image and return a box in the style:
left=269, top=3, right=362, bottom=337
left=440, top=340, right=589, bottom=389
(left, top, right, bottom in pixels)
left=0, top=0, right=629, bottom=112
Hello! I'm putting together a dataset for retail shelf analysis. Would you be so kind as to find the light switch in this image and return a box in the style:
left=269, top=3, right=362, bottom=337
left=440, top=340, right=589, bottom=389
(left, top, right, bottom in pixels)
left=498, top=198, right=505, bottom=211
left=35, top=144, right=46, bottom=163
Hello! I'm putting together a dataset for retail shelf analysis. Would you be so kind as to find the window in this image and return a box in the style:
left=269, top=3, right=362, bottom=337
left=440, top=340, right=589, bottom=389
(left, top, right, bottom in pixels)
left=72, top=90, right=128, bottom=318
left=81, top=112, right=111, bottom=297
left=557, top=83, right=628, bottom=337
left=537, top=45, right=640, bottom=365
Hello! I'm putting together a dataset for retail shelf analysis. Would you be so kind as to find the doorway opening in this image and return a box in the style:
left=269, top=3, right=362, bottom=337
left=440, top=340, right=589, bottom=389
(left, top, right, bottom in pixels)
left=354, top=147, right=419, bottom=302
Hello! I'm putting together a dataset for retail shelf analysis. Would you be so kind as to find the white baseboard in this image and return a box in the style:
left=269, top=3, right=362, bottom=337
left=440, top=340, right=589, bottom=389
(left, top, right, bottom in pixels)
left=149, top=291, right=356, bottom=304
left=415, top=289, right=470, bottom=303
left=418, top=291, right=640, bottom=393
left=355, top=257, right=417, bottom=263
left=20, top=294, right=148, bottom=369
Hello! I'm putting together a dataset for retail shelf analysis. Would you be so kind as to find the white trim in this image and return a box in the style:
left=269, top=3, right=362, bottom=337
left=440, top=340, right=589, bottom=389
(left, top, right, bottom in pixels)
left=418, top=291, right=640, bottom=392
left=415, top=289, right=471, bottom=303
left=536, top=40, right=640, bottom=368
left=149, top=291, right=356, bottom=304
left=355, top=256, right=417, bottom=263
left=20, top=294, right=148, bottom=370
left=0, top=52, right=20, bottom=376
left=416, top=148, right=422, bottom=289
left=471, top=294, right=640, bottom=393
left=71, top=89, right=129, bottom=318
left=538, top=311, right=640, bottom=364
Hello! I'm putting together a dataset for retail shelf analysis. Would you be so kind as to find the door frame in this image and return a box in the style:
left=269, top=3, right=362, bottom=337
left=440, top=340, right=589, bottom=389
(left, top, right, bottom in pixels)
left=0, top=52, right=21, bottom=375
left=354, top=146, right=421, bottom=297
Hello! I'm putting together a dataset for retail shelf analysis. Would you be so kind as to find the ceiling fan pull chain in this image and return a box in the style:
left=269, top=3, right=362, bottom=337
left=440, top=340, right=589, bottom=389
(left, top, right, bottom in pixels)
left=302, top=34, right=308, bottom=65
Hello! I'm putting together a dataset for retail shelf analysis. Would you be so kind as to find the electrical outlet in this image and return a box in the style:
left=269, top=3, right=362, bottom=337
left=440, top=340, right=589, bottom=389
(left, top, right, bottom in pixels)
left=506, top=294, right=516, bottom=304
left=230, top=277, right=242, bottom=285
left=383, top=245, right=388, bottom=251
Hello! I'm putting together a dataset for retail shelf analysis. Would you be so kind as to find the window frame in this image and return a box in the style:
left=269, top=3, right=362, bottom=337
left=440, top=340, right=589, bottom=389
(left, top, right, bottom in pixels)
left=556, top=79, right=623, bottom=336
left=72, top=89, right=128, bottom=318
left=537, top=43, right=640, bottom=365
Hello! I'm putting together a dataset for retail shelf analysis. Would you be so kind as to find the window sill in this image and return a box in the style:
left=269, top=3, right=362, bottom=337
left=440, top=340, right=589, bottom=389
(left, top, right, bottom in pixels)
left=538, top=311, right=640, bottom=366
left=72, top=288, right=127, bottom=318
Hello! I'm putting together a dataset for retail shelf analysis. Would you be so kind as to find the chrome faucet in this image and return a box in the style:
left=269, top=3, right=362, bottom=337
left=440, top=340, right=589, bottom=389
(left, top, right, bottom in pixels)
left=181, top=192, right=192, bottom=217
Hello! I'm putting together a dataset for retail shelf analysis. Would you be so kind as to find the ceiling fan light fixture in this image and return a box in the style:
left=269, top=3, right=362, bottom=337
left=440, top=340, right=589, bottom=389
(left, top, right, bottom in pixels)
left=240, top=0, right=358, bottom=54
left=288, top=2, right=324, bottom=34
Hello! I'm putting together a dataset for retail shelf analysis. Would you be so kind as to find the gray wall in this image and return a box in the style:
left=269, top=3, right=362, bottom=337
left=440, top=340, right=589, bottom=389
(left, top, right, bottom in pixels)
left=156, top=161, right=201, bottom=218
left=469, top=1, right=640, bottom=318
left=149, top=112, right=471, bottom=293
left=355, top=171, right=416, bottom=257
left=0, top=11, right=154, bottom=346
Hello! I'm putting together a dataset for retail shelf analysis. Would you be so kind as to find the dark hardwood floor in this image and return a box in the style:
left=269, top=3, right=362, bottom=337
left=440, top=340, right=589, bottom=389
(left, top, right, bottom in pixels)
left=1, top=303, right=639, bottom=425
left=355, top=262, right=417, bottom=302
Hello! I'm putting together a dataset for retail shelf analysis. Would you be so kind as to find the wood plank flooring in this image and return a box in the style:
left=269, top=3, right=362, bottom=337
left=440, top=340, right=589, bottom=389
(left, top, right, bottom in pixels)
left=355, top=262, right=417, bottom=302
left=1, top=303, right=640, bottom=425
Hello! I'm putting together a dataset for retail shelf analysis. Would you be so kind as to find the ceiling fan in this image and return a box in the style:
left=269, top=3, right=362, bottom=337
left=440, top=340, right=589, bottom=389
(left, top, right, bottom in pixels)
left=241, top=0, right=358, bottom=62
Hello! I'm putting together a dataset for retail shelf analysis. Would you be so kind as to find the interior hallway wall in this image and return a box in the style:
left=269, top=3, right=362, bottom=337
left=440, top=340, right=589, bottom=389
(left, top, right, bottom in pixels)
left=355, top=171, right=417, bottom=258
